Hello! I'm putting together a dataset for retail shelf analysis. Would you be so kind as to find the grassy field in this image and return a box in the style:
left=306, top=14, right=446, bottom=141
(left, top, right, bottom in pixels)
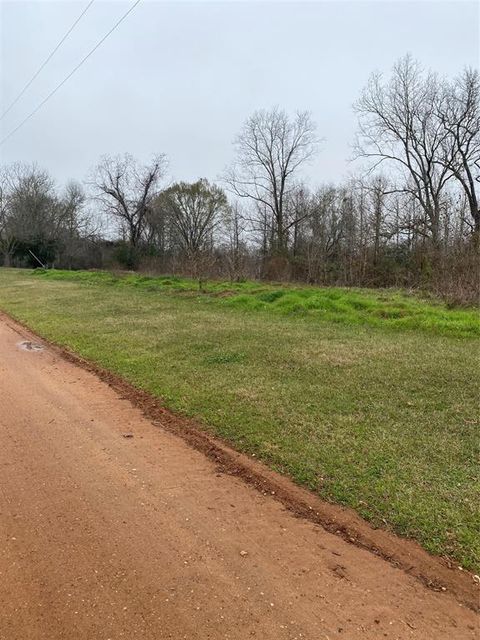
left=0, top=268, right=478, bottom=569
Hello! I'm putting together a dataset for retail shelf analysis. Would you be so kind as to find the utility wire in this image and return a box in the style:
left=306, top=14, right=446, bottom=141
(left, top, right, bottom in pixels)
left=1, top=0, right=96, bottom=121
left=0, top=0, right=141, bottom=146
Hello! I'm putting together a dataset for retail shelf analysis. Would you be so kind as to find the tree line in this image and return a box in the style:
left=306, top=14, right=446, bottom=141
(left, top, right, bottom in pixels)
left=1, top=56, right=478, bottom=302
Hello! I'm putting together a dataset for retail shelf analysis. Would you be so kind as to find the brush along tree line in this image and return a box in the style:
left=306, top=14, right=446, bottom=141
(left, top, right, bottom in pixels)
left=0, top=56, right=478, bottom=301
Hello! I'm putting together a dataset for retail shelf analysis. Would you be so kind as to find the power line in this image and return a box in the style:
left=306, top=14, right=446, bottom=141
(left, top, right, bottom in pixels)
left=0, top=0, right=142, bottom=147
left=1, top=0, right=96, bottom=121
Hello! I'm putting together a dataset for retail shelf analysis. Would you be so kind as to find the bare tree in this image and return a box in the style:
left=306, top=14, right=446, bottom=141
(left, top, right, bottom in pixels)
left=354, top=55, right=451, bottom=250
left=439, top=68, right=480, bottom=233
left=225, top=107, right=319, bottom=255
left=55, top=181, right=102, bottom=269
left=0, top=163, right=59, bottom=266
left=361, top=175, right=390, bottom=270
left=0, top=167, right=16, bottom=266
left=221, top=202, right=248, bottom=281
left=92, top=153, right=167, bottom=250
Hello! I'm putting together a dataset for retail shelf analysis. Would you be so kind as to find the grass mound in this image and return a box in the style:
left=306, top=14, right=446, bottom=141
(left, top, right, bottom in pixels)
left=32, top=269, right=479, bottom=338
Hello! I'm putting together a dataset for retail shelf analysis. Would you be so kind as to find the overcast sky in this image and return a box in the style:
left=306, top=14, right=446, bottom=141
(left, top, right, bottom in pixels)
left=0, top=0, right=478, bottom=190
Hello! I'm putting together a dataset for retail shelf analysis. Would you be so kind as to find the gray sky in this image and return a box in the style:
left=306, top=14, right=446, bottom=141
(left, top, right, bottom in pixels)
left=1, top=0, right=478, bottom=189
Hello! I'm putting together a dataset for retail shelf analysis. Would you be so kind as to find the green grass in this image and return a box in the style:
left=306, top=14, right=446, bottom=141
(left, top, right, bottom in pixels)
left=0, top=268, right=479, bottom=569
left=29, top=267, right=479, bottom=338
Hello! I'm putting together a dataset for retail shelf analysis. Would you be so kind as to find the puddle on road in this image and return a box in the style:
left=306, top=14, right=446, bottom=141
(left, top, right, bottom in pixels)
left=17, top=340, right=44, bottom=352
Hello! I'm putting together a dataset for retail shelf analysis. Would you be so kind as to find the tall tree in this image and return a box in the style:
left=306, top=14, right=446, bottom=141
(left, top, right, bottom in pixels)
left=0, top=163, right=58, bottom=266
left=354, top=55, right=451, bottom=249
left=157, top=179, right=227, bottom=258
left=225, top=107, right=319, bottom=255
left=92, top=153, right=167, bottom=249
left=439, top=68, right=480, bottom=233
left=221, top=202, right=248, bottom=281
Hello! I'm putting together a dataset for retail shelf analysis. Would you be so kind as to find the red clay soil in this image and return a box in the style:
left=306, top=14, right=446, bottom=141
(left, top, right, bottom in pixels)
left=0, top=314, right=478, bottom=639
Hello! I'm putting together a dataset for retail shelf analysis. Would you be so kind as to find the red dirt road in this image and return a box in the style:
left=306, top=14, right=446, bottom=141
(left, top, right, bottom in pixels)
left=0, top=317, right=478, bottom=639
